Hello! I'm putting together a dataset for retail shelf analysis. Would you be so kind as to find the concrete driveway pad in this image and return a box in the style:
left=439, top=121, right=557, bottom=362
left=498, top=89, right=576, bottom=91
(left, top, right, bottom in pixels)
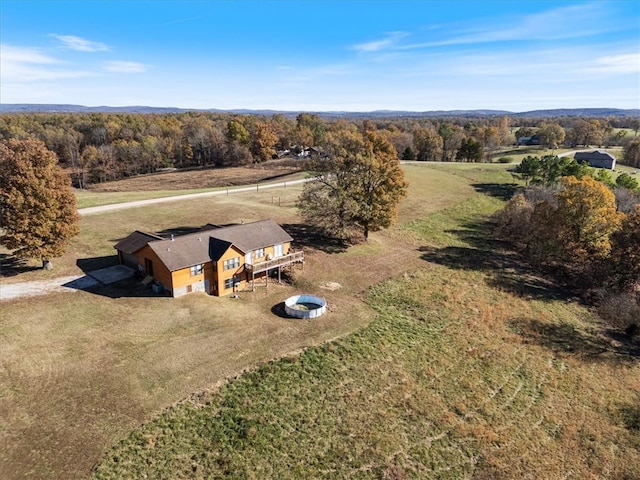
left=86, top=265, right=135, bottom=284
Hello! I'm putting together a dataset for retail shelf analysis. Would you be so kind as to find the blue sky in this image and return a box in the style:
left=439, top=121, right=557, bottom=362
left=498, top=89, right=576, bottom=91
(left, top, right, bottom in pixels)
left=1, top=0, right=639, bottom=111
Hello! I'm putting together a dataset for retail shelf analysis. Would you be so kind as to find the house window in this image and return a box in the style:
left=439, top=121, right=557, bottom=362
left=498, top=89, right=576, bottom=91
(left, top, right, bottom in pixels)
left=190, top=264, right=203, bottom=276
left=224, top=275, right=241, bottom=290
left=254, top=248, right=265, bottom=260
left=223, top=257, right=240, bottom=270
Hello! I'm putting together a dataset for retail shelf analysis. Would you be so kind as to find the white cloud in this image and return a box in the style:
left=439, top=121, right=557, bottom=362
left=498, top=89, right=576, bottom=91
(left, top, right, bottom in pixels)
left=1, top=44, right=58, bottom=65
left=0, top=44, right=95, bottom=82
left=103, top=61, right=150, bottom=73
left=51, top=34, right=110, bottom=52
left=357, top=3, right=615, bottom=53
left=582, top=53, right=640, bottom=74
left=352, top=31, right=408, bottom=53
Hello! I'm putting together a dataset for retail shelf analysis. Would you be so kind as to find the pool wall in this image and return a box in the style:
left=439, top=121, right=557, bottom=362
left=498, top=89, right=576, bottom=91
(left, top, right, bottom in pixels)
left=284, top=294, right=327, bottom=319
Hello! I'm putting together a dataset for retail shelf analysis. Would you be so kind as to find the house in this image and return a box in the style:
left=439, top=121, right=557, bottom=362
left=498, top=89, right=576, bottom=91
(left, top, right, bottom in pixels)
left=517, top=134, right=540, bottom=146
left=114, top=219, right=304, bottom=297
left=574, top=150, right=616, bottom=170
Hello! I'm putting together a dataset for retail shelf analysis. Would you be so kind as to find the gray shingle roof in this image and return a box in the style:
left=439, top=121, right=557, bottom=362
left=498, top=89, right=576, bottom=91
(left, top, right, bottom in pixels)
left=207, top=219, right=293, bottom=253
left=148, top=233, right=211, bottom=272
left=574, top=150, right=616, bottom=161
left=114, top=231, right=164, bottom=254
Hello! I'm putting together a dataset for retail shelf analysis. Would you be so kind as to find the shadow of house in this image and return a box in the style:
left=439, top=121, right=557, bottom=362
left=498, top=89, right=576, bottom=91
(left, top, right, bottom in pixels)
left=76, top=255, right=120, bottom=274
left=62, top=274, right=165, bottom=299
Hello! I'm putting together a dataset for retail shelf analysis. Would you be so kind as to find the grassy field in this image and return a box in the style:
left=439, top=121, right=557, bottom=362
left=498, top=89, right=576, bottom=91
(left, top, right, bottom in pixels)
left=1, top=162, right=638, bottom=479
left=89, top=173, right=640, bottom=479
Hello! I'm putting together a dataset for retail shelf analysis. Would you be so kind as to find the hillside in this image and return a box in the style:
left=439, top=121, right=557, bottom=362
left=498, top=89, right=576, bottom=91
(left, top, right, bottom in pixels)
left=1, top=104, right=638, bottom=118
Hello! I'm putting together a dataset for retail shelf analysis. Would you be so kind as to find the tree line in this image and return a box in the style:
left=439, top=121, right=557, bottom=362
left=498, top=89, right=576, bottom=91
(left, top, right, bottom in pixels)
left=496, top=167, right=640, bottom=334
left=1, top=112, right=638, bottom=187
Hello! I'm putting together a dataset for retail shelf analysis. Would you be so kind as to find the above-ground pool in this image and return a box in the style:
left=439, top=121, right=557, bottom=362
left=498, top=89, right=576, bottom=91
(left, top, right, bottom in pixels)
left=284, top=294, right=327, bottom=319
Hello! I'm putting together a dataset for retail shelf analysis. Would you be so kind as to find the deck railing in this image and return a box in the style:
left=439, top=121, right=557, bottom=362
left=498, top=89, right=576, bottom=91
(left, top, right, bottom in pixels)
left=245, top=250, right=304, bottom=274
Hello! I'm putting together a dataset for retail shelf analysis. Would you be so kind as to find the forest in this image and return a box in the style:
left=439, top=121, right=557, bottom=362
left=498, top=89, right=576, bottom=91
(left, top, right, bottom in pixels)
left=1, top=111, right=639, bottom=188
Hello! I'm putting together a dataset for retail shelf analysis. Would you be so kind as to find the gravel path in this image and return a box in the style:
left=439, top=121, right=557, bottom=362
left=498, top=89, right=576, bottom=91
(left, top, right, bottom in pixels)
left=79, top=177, right=310, bottom=215
left=0, top=275, right=99, bottom=301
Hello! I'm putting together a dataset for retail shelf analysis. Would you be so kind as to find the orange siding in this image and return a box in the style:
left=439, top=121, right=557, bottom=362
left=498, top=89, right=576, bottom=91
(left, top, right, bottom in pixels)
left=213, top=245, right=246, bottom=296
left=136, top=245, right=173, bottom=289
left=204, top=262, right=215, bottom=294
left=172, top=265, right=205, bottom=289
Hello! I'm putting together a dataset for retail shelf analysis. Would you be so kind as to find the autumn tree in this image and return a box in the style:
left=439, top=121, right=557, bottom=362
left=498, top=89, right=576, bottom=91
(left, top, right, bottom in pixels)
left=497, top=176, right=624, bottom=287
left=554, top=176, right=623, bottom=262
left=0, top=138, right=80, bottom=268
left=250, top=121, right=278, bottom=162
left=537, top=123, right=565, bottom=149
left=413, top=127, right=442, bottom=161
left=296, top=113, right=326, bottom=146
left=609, top=205, right=640, bottom=290
left=623, top=137, right=640, bottom=168
left=569, top=119, right=604, bottom=146
left=298, top=128, right=408, bottom=241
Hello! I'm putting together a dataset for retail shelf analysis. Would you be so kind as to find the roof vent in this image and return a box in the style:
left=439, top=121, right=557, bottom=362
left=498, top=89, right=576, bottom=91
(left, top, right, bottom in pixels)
left=198, top=237, right=202, bottom=241
left=167, top=247, right=171, bottom=252
left=171, top=234, right=175, bottom=241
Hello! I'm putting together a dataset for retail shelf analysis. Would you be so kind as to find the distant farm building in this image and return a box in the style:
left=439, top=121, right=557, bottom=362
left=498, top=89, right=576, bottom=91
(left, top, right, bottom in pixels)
left=574, top=150, right=616, bottom=170
left=115, top=219, right=303, bottom=297
left=517, top=135, right=540, bottom=146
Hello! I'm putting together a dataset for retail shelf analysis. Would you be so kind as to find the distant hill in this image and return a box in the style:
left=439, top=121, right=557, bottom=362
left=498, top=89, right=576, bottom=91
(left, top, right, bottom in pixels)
left=0, top=104, right=638, bottom=118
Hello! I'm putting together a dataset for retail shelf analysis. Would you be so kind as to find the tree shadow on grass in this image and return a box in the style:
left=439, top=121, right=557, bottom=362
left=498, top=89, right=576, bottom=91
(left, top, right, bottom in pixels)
left=419, top=218, right=573, bottom=302
left=508, top=317, right=640, bottom=363
left=471, top=182, right=520, bottom=201
left=0, top=254, right=41, bottom=277
left=281, top=223, right=348, bottom=254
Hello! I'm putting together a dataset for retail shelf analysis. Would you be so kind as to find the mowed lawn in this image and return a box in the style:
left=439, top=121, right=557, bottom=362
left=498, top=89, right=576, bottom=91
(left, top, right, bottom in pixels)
left=2, top=163, right=638, bottom=479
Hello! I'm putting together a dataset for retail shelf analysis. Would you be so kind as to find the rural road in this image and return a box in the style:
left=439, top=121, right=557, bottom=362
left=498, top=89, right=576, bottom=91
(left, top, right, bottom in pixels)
left=79, top=177, right=311, bottom=215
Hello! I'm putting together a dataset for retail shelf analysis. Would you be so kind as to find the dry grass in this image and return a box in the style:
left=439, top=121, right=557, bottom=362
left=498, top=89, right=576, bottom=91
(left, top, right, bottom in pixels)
left=3, top=162, right=638, bottom=480
left=86, top=162, right=305, bottom=193
left=1, top=163, right=473, bottom=479
left=91, top=198, right=640, bottom=479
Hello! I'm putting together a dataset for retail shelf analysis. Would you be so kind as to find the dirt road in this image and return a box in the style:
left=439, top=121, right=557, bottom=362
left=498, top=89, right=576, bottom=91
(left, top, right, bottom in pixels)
left=79, top=177, right=311, bottom=215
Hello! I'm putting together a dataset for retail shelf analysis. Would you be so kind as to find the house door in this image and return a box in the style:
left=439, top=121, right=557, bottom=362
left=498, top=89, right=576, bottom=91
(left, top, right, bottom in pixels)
left=144, top=258, right=154, bottom=276
left=274, top=243, right=284, bottom=257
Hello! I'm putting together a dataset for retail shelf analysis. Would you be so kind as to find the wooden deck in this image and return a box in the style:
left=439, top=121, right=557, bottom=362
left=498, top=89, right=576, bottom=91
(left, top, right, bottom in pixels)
left=245, top=251, right=304, bottom=275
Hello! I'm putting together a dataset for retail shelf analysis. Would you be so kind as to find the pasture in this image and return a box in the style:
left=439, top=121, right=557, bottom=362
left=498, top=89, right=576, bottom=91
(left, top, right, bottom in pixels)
left=1, top=163, right=638, bottom=479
